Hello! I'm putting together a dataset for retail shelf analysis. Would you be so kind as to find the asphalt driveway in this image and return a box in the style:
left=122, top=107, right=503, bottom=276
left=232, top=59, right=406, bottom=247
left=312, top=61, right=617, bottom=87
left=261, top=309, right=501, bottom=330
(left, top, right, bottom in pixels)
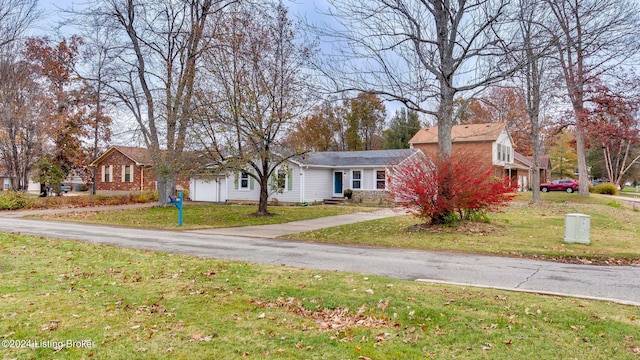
left=0, top=215, right=638, bottom=306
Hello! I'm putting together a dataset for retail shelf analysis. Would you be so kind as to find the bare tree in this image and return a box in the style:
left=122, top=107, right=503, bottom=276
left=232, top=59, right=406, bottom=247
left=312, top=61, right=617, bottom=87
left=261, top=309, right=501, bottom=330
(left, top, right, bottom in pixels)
left=87, top=0, right=232, bottom=205
left=0, top=56, right=46, bottom=190
left=545, top=0, right=640, bottom=196
left=63, top=8, right=118, bottom=194
left=509, top=0, right=556, bottom=203
left=194, top=3, right=313, bottom=215
left=0, top=0, right=39, bottom=50
left=315, top=0, right=517, bottom=160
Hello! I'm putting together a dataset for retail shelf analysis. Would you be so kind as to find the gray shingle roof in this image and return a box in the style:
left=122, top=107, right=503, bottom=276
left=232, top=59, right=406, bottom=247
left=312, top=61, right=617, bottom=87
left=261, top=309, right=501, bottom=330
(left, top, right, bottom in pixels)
left=296, top=149, right=420, bottom=167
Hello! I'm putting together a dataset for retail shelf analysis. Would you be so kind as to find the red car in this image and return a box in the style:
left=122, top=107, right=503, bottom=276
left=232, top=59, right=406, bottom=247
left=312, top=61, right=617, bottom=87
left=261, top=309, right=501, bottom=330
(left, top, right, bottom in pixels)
left=540, top=179, right=579, bottom=193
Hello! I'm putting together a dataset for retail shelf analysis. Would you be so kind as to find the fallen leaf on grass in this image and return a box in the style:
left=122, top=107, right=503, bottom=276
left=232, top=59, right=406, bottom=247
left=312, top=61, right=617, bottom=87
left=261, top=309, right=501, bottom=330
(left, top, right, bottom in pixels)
left=375, top=332, right=390, bottom=343
left=41, top=320, right=60, bottom=331
left=251, top=297, right=386, bottom=331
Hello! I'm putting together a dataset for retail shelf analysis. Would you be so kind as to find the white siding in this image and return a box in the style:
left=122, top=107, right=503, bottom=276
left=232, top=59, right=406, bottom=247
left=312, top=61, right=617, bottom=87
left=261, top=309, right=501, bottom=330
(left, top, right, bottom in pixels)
left=221, top=162, right=309, bottom=203
left=362, top=169, right=375, bottom=190
left=226, top=172, right=260, bottom=201
left=27, top=179, right=40, bottom=192
left=268, top=163, right=301, bottom=203
left=303, top=168, right=333, bottom=202
left=494, top=129, right=514, bottom=166
left=190, top=178, right=227, bottom=202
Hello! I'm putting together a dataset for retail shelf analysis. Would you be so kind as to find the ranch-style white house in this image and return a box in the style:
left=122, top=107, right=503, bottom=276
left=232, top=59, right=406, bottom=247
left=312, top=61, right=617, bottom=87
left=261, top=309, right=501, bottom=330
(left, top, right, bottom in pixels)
left=189, top=149, right=423, bottom=204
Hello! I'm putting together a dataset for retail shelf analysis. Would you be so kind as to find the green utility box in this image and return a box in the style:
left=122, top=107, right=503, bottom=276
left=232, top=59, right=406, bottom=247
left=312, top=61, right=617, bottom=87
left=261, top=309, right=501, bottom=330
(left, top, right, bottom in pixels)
left=564, top=213, right=590, bottom=244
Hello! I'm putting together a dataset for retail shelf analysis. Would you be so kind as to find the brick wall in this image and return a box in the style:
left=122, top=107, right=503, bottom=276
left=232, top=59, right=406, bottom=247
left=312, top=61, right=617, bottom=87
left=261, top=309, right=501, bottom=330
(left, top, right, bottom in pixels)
left=352, top=190, right=389, bottom=204
left=94, top=151, right=190, bottom=192
left=412, top=142, right=493, bottom=164
left=94, top=151, right=156, bottom=191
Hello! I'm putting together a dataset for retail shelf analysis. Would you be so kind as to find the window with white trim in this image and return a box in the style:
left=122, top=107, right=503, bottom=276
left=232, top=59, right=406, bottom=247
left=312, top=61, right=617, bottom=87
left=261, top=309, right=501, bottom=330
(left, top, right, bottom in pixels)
left=375, top=170, right=386, bottom=189
left=104, top=165, right=111, bottom=182
left=3, top=178, right=9, bottom=190
left=124, top=165, right=132, bottom=182
left=351, top=170, right=362, bottom=189
left=240, top=172, right=249, bottom=189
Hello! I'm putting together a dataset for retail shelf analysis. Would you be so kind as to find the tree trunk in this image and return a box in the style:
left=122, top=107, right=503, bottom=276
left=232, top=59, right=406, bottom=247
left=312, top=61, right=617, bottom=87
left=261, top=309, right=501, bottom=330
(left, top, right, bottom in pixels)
left=257, top=175, right=270, bottom=216
left=575, top=119, right=590, bottom=196
left=437, top=79, right=455, bottom=161
left=156, top=174, right=176, bottom=207
left=431, top=77, right=457, bottom=224
left=530, top=108, right=542, bottom=203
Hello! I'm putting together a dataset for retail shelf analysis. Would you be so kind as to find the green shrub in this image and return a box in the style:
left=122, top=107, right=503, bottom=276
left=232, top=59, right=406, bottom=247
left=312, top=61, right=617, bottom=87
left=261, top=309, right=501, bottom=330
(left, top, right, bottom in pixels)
left=343, top=189, right=353, bottom=199
left=441, top=212, right=460, bottom=227
left=0, top=191, right=32, bottom=210
left=592, top=183, right=619, bottom=195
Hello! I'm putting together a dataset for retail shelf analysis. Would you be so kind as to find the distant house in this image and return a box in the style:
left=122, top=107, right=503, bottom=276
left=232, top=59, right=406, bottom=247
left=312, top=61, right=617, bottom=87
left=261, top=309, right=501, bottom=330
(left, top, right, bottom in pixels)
left=88, top=146, right=202, bottom=194
left=409, top=122, right=520, bottom=183
left=408, top=123, right=550, bottom=191
left=89, top=146, right=156, bottom=192
left=0, top=169, right=40, bottom=192
left=409, top=122, right=515, bottom=170
left=0, top=170, right=11, bottom=191
left=513, top=152, right=552, bottom=191
left=190, top=149, right=424, bottom=203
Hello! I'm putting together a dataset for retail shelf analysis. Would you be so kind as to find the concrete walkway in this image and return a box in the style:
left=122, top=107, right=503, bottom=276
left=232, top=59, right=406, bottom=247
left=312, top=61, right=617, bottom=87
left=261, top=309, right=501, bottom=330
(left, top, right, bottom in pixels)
left=189, top=208, right=403, bottom=238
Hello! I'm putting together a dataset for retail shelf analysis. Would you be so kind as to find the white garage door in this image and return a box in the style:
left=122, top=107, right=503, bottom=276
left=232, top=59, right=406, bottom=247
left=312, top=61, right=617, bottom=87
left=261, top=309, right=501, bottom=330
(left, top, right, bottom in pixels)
left=190, top=178, right=226, bottom=202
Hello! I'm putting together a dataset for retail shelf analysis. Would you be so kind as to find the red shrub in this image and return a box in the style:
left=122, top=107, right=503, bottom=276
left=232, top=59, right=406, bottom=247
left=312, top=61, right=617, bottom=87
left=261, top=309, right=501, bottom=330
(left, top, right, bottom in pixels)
left=387, top=151, right=516, bottom=225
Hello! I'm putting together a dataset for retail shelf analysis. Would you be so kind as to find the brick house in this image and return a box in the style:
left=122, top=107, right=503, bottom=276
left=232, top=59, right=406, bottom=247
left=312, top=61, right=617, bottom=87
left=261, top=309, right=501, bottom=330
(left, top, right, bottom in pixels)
left=408, top=123, right=530, bottom=188
left=89, top=146, right=156, bottom=192
left=408, top=123, right=551, bottom=191
left=513, top=152, right=552, bottom=191
left=409, top=123, right=515, bottom=169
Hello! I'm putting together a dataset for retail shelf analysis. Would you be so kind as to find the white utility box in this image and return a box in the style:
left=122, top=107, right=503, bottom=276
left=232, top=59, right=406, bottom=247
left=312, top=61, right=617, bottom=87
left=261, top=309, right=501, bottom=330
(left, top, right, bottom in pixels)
left=564, top=213, right=591, bottom=244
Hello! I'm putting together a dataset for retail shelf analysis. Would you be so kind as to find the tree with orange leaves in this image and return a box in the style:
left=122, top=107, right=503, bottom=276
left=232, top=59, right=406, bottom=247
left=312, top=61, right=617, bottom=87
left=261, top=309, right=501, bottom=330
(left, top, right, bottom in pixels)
left=25, top=36, right=88, bottom=175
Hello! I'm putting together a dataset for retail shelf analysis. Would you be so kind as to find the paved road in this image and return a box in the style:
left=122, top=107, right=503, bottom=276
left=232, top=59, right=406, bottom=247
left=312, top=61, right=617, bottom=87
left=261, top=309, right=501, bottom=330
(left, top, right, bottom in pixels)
left=1, top=217, right=638, bottom=306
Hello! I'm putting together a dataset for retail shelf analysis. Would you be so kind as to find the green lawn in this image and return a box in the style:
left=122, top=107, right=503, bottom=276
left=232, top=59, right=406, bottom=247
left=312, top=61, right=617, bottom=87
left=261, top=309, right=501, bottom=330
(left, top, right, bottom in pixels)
left=1, top=233, right=639, bottom=359
left=33, top=203, right=377, bottom=230
left=282, top=193, right=640, bottom=264
left=620, top=186, right=640, bottom=197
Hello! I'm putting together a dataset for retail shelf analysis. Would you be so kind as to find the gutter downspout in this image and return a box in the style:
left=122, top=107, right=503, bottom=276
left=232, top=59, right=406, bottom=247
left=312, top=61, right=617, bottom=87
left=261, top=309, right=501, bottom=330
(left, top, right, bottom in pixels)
left=299, top=165, right=303, bottom=203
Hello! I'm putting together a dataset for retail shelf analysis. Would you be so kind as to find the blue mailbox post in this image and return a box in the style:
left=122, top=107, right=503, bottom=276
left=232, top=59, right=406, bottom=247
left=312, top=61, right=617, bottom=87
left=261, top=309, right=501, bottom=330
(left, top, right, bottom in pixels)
left=168, top=192, right=183, bottom=226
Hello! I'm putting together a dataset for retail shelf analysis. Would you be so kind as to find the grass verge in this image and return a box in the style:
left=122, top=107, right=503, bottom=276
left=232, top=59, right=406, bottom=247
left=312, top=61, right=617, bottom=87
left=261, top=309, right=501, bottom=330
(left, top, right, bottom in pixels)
left=282, top=193, right=640, bottom=264
left=32, top=204, right=377, bottom=230
left=1, top=233, right=639, bottom=359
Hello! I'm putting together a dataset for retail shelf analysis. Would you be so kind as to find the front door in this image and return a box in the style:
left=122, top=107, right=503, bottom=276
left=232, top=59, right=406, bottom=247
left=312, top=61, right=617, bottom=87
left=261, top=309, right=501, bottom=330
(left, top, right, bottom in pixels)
left=333, top=171, right=343, bottom=197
